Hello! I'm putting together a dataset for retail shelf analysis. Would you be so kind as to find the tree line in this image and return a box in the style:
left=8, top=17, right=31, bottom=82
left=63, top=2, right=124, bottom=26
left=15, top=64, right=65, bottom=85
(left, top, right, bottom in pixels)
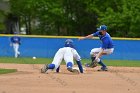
left=3, top=0, right=140, bottom=37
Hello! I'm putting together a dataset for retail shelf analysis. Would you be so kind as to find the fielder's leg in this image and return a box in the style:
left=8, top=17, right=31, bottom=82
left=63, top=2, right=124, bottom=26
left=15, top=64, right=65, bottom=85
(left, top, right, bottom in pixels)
left=85, top=48, right=101, bottom=68
left=97, top=48, right=114, bottom=71
left=96, top=58, right=108, bottom=71
left=85, top=56, right=96, bottom=67
left=13, top=44, right=17, bottom=58
left=14, top=43, right=20, bottom=58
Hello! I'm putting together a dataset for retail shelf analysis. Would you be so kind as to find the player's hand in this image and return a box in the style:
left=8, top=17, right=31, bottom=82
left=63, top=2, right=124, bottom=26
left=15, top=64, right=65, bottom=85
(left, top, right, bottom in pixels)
left=78, top=37, right=85, bottom=40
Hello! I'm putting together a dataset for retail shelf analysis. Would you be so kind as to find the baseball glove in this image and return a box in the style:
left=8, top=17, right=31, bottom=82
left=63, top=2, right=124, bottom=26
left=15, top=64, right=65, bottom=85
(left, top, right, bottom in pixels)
left=85, top=61, right=98, bottom=68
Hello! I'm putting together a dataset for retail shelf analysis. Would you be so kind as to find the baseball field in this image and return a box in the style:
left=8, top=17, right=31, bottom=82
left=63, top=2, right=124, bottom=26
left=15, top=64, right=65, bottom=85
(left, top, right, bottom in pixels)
left=0, top=57, right=140, bottom=93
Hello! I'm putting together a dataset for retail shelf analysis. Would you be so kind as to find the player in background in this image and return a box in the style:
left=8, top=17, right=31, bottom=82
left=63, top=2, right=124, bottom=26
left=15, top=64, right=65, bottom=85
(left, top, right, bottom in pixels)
left=79, top=25, right=114, bottom=71
left=41, top=39, right=83, bottom=74
left=10, top=32, right=21, bottom=58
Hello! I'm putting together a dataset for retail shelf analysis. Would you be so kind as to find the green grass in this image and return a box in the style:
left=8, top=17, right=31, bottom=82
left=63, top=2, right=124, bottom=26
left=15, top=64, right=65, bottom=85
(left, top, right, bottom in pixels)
left=0, top=57, right=140, bottom=67
left=0, top=57, right=52, bottom=64
left=82, top=59, right=140, bottom=67
left=0, top=68, right=17, bottom=74
left=103, top=60, right=140, bottom=67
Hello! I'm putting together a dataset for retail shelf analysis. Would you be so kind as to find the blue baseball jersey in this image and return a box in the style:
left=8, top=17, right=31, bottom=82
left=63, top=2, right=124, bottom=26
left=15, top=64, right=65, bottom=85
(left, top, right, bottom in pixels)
left=93, top=31, right=114, bottom=49
left=11, top=36, right=21, bottom=44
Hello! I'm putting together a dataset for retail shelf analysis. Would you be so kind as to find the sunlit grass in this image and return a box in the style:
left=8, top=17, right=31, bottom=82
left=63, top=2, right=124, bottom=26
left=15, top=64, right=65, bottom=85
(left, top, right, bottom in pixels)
left=0, top=68, right=17, bottom=74
left=0, top=57, right=140, bottom=67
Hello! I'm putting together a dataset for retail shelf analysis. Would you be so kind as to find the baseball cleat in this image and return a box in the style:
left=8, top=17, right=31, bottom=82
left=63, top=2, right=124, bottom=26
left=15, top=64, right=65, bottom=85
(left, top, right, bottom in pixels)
left=41, top=64, right=48, bottom=73
left=17, top=54, right=20, bottom=58
left=97, top=67, right=108, bottom=71
left=67, top=67, right=79, bottom=74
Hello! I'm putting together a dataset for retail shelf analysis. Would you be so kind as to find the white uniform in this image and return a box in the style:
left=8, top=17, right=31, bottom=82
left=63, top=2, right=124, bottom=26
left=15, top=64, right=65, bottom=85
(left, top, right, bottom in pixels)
left=12, top=43, right=20, bottom=58
left=90, top=48, right=114, bottom=56
left=52, top=47, right=81, bottom=69
left=41, top=39, right=84, bottom=73
left=10, top=36, right=21, bottom=58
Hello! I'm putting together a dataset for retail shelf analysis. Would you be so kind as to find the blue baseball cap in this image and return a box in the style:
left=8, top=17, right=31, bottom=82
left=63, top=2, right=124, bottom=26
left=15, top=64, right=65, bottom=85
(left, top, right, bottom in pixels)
left=65, top=39, right=74, bottom=48
left=97, top=25, right=107, bottom=31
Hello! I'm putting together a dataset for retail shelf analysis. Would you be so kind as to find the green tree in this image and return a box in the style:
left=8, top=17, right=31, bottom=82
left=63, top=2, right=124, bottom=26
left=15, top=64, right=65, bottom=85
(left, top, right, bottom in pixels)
left=8, top=0, right=140, bottom=37
left=96, top=0, right=140, bottom=37
left=0, top=10, right=5, bottom=32
left=10, top=0, right=39, bottom=34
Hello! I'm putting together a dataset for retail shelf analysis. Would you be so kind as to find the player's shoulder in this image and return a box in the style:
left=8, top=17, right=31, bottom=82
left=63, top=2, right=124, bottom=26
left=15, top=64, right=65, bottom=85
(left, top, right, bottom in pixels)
left=94, top=31, right=100, bottom=34
left=103, top=32, right=110, bottom=37
left=93, top=31, right=100, bottom=36
left=102, top=33, right=112, bottom=40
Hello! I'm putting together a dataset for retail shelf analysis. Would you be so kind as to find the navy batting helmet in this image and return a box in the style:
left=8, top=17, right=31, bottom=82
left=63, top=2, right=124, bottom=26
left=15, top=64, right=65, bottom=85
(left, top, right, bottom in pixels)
left=65, top=39, right=74, bottom=48
left=65, top=39, right=73, bottom=44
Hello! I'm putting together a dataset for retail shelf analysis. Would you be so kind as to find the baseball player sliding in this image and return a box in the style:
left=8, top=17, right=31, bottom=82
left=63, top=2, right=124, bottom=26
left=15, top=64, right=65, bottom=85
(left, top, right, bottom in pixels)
left=10, top=32, right=21, bottom=58
left=79, top=25, right=114, bottom=71
left=41, top=39, right=83, bottom=74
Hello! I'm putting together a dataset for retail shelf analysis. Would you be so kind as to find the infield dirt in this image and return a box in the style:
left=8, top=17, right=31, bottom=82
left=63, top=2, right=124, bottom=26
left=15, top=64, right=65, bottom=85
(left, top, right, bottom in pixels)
left=0, top=63, right=140, bottom=93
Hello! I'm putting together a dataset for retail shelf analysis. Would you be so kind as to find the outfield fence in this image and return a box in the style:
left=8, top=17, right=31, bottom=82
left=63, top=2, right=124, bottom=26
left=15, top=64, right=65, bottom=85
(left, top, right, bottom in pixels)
left=0, top=34, right=140, bottom=60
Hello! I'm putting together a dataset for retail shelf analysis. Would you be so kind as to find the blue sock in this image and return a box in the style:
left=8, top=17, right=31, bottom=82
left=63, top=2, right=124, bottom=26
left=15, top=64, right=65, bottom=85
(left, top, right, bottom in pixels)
left=67, top=62, right=73, bottom=68
left=76, top=61, right=83, bottom=73
left=98, top=60, right=106, bottom=68
left=48, top=64, right=55, bottom=69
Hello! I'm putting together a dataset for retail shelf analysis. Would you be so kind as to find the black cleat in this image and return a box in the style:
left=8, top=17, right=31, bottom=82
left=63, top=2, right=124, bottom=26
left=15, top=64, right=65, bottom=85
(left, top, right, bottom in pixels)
left=98, top=67, right=108, bottom=71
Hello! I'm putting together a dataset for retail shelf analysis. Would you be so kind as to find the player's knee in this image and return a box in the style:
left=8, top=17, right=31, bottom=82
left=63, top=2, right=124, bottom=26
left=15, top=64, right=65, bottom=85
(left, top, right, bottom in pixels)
left=90, top=48, right=99, bottom=56
left=95, top=58, right=100, bottom=63
left=90, top=52, right=96, bottom=57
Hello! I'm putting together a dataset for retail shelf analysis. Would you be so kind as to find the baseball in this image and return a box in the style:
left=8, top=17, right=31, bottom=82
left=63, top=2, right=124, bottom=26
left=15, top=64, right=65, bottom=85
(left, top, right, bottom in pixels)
left=32, top=56, right=36, bottom=59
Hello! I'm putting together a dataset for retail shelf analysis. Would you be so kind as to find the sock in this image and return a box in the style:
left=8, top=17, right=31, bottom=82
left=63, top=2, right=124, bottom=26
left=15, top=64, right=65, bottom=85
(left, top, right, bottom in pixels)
left=98, top=60, right=106, bottom=68
left=67, top=62, right=73, bottom=68
left=76, top=61, right=83, bottom=73
left=91, top=57, right=95, bottom=62
left=56, top=66, right=60, bottom=73
left=48, top=64, right=55, bottom=69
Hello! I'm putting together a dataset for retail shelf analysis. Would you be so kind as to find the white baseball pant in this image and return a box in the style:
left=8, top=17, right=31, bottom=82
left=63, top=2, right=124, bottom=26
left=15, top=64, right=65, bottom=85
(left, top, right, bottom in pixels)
left=13, top=43, right=20, bottom=58
left=52, top=47, right=81, bottom=69
left=90, top=48, right=114, bottom=62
